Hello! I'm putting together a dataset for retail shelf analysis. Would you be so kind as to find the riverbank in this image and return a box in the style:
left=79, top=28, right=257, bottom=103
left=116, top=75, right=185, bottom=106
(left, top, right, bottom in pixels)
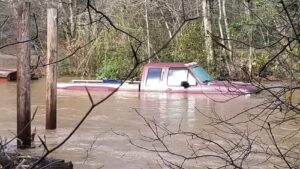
left=0, top=151, right=73, bottom=169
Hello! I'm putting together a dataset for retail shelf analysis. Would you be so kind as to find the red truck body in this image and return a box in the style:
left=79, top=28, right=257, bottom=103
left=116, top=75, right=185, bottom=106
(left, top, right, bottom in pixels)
left=57, top=62, right=259, bottom=95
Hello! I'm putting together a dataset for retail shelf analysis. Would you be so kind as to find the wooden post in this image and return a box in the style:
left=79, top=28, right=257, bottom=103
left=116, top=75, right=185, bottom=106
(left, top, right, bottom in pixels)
left=17, top=2, right=31, bottom=148
left=46, top=8, right=58, bottom=130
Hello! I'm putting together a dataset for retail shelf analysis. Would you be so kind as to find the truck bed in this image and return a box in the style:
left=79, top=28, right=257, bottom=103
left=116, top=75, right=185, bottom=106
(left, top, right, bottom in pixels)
left=57, top=80, right=140, bottom=92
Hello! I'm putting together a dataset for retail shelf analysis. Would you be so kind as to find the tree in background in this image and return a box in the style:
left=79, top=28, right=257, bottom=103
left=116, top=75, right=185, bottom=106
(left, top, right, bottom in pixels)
left=202, top=0, right=214, bottom=73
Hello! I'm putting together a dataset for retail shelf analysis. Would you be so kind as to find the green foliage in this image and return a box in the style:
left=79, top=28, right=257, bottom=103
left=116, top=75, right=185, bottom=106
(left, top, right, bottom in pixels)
left=160, top=21, right=207, bottom=67
left=253, top=52, right=277, bottom=74
left=93, top=30, right=133, bottom=80
left=58, top=58, right=71, bottom=75
left=230, top=21, right=242, bottom=32
left=96, top=56, right=131, bottom=80
left=60, top=19, right=135, bottom=78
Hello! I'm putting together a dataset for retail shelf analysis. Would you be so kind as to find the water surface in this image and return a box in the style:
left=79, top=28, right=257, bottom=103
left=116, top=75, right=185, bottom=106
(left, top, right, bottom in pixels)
left=0, top=78, right=298, bottom=168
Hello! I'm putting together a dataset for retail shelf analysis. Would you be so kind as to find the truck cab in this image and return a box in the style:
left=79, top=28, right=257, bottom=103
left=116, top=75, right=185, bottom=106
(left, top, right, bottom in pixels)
left=141, top=62, right=209, bottom=92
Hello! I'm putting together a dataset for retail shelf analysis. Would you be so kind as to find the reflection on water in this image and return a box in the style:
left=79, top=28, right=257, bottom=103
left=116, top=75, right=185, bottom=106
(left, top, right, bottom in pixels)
left=0, top=78, right=298, bottom=168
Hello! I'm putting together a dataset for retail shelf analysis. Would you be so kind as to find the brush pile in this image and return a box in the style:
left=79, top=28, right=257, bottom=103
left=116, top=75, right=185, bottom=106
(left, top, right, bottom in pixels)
left=0, top=152, right=73, bottom=169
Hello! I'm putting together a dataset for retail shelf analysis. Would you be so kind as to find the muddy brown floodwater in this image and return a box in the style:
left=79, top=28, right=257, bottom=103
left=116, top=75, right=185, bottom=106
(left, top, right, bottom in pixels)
left=0, top=78, right=299, bottom=169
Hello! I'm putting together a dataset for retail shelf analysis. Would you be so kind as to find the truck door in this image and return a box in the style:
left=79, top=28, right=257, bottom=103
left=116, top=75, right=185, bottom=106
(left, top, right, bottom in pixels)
left=167, top=67, right=197, bottom=92
left=144, top=67, right=164, bottom=91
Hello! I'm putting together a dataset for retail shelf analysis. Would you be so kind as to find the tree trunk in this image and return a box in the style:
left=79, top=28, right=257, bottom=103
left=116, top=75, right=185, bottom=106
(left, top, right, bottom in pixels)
left=218, top=0, right=225, bottom=55
left=202, top=0, right=214, bottom=72
left=218, top=0, right=231, bottom=75
left=222, top=0, right=233, bottom=64
left=69, top=0, right=76, bottom=38
left=145, top=0, right=151, bottom=62
left=159, top=8, right=172, bottom=38
left=244, top=0, right=254, bottom=75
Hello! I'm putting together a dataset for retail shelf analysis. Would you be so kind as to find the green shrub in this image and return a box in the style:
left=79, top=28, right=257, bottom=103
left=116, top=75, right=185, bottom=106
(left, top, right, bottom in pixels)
left=96, top=56, right=131, bottom=80
left=253, top=52, right=278, bottom=76
left=160, top=21, right=207, bottom=67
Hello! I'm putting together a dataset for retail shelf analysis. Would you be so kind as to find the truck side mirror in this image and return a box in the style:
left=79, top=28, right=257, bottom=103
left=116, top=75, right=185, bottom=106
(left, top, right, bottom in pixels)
left=181, top=81, right=190, bottom=89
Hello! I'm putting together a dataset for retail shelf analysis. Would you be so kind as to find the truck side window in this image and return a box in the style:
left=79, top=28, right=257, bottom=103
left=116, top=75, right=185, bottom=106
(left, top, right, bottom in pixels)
left=168, top=68, right=196, bottom=86
left=188, top=73, right=197, bottom=86
left=146, top=68, right=162, bottom=86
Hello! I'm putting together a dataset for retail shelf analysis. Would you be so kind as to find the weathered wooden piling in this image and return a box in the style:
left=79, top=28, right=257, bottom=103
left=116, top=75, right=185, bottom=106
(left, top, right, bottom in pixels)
left=17, top=2, right=31, bottom=148
left=46, top=8, right=58, bottom=130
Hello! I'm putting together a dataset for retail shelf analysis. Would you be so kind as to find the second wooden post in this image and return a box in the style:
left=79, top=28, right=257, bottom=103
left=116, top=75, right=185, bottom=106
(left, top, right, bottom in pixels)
left=46, top=8, right=58, bottom=129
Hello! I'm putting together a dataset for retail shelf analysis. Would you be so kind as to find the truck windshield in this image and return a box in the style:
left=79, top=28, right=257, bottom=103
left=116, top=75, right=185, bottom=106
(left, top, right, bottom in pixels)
left=191, top=66, right=213, bottom=83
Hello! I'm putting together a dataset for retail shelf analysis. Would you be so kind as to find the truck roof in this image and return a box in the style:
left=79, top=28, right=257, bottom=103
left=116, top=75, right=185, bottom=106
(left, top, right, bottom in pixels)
left=144, top=62, right=197, bottom=68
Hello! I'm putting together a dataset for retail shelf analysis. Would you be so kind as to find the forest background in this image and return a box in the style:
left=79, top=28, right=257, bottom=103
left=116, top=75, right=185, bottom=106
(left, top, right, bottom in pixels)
left=1, top=0, right=298, bottom=81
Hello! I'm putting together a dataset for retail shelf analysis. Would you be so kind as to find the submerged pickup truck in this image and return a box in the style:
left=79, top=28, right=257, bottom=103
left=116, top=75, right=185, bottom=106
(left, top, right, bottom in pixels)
left=57, top=62, right=259, bottom=95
